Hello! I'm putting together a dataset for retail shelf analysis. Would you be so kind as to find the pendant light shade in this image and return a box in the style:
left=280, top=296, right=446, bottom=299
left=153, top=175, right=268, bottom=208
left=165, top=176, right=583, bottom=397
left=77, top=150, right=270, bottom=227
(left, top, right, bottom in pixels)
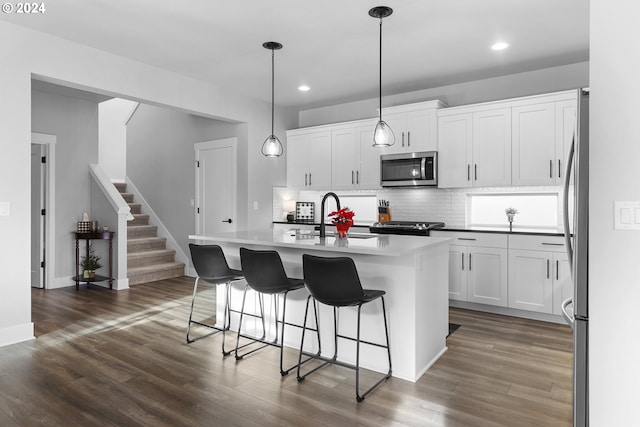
left=369, top=6, right=395, bottom=148
left=261, top=41, right=284, bottom=157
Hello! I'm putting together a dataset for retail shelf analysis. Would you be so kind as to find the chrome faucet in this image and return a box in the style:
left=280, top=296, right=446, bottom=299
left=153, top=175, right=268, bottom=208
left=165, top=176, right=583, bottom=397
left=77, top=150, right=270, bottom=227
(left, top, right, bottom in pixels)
left=319, top=192, right=341, bottom=239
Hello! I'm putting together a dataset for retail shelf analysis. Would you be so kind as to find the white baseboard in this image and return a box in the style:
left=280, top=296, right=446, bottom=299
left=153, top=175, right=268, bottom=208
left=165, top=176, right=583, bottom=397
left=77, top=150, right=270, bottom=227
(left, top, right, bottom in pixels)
left=0, top=322, right=35, bottom=347
left=449, top=300, right=567, bottom=324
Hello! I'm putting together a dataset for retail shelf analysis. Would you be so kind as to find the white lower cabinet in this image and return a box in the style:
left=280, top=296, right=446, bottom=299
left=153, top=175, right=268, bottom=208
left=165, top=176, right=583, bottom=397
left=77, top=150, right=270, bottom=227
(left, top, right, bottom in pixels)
left=508, top=235, right=568, bottom=314
left=432, top=231, right=508, bottom=307
left=435, top=231, right=570, bottom=319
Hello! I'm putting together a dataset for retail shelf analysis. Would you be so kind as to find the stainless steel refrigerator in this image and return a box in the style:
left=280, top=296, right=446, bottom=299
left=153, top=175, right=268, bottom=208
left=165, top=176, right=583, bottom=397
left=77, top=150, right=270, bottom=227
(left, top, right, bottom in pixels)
left=562, top=88, right=589, bottom=427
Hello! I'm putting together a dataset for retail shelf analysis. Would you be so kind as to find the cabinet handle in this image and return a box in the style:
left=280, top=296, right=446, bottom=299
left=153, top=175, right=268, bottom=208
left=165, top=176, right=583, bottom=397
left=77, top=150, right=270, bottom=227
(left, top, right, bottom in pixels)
left=457, top=237, right=476, bottom=241
left=407, top=131, right=411, bottom=147
left=541, top=242, right=564, bottom=246
left=352, top=170, right=354, bottom=184
left=558, top=159, right=562, bottom=178
left=305, top=173, right=308, bottom=186
left=474, top=164, right=478, bottom=181
left=467, top=164, right=471, bottom=181
left=309, top=173, right=312, bottom=186
left=356, top=170, right=360, bottom=184
left=550, top=160, right=553, bottom=178
left=556, top=260, right=559, bottom=280
left=547, top=259, right=550, bottom=279
left=469, top=253, right=472, bottom=271
left=402, top=132, right=405, bottom=147
left=461, top=252, right=465, bottom=270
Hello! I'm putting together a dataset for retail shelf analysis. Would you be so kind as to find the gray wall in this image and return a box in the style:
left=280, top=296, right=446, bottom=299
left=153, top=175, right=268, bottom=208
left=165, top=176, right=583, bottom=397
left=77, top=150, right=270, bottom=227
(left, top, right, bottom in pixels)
left=31, top=89, right=99, bottom=281
left=126, top=104, right=241, bottom=256
left=299, top=62, right=589, bottom=127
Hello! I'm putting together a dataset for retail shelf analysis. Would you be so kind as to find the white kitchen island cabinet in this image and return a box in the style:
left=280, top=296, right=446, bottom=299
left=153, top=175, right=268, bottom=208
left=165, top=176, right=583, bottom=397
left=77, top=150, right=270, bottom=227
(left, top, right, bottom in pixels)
left=189, top=230, right=451, bottom=382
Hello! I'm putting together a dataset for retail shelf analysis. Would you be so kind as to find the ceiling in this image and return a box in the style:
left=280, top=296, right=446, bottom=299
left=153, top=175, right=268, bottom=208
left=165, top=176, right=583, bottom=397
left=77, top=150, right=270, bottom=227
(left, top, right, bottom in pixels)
left=3, top=0, right=589, bottom=110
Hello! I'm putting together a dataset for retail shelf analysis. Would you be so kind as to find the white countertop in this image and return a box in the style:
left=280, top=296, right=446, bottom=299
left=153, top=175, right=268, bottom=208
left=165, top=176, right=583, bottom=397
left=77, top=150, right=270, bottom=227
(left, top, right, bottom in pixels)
left=189, top=229, right=450, bottom=257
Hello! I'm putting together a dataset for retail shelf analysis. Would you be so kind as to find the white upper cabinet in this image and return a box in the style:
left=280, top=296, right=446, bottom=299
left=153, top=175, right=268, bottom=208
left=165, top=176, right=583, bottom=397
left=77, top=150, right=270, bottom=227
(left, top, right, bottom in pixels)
left=331, top=120, right=381, bottom=191
left=438, top=108, right=511, bottom=188
left=438, top=113, right=473, bottom=188
left=286, top=130, right=332, bottom=189
left=438, top=90, right=578, bottom=188
left=472, top=108, right=512, bottom=187
left=512, top=102, right=557, bottom=185
left=380, top=100, right=445, bottom=155
left=512, top=92, right=577, bottom=186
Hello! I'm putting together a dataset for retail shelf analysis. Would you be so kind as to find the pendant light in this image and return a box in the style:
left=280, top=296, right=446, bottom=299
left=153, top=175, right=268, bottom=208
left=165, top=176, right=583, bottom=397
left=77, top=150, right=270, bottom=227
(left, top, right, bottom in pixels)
left=369, top=6, right=395, bottom=148
left=261, top=41, right=284, bottom=157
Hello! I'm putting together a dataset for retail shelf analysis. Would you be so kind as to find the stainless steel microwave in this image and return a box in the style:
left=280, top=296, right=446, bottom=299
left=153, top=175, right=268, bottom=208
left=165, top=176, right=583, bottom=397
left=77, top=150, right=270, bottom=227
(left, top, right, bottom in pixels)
left=380, top=151, right=438, bottom=187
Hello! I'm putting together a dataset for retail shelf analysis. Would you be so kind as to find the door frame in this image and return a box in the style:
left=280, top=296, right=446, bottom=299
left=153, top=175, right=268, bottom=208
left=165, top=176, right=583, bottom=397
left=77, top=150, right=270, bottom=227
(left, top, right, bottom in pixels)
left=31, top=132, right=56, bottom=289
left=194, top=138, right=237, bottom=235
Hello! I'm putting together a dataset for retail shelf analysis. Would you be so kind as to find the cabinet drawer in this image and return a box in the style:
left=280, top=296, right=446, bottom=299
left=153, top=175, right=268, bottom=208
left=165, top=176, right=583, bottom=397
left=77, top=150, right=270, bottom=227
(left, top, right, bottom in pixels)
left=508, top=235, right=565, bottom=252
left=431, top=231, right=507, bottom=248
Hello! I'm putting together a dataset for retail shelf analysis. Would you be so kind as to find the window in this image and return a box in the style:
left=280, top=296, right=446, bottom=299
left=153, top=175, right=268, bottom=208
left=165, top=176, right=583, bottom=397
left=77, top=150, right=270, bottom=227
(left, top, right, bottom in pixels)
left=468, top=193, right=559, bottom=229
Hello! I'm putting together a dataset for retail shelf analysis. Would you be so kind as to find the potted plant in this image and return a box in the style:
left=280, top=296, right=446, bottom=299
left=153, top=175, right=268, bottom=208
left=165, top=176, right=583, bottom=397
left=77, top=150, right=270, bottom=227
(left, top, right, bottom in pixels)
left=328, top=207, right=355, bottom=238
left=505, top=207, right=518, bottom=231
left=81, top=246, right=103, bottom=279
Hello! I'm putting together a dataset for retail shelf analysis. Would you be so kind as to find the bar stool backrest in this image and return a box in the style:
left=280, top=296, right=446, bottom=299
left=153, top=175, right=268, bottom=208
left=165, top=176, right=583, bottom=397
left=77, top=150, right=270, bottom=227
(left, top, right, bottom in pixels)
left=302, top=254, right=366, bottom=306
left=189, top=244, right=236, bottom=283
left=240, top=247, right=290, bottom=294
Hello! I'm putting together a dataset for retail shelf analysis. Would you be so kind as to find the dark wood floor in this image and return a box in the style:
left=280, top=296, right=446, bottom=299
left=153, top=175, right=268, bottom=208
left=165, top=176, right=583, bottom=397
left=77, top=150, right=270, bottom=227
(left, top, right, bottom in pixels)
left=0, top=277, right=573, bottom=426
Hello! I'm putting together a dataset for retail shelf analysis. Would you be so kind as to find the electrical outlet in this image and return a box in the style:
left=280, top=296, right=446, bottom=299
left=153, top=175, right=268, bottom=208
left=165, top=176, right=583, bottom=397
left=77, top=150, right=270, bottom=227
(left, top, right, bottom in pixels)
left=253, top=201, right=259, bottom=210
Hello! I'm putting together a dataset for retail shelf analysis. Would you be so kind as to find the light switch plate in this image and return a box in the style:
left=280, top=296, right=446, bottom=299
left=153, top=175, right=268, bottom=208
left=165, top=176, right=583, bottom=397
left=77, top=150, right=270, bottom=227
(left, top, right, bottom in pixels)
left=614, top=201, right=640, bottom=230
left=0, top=201, right=10, bottom=216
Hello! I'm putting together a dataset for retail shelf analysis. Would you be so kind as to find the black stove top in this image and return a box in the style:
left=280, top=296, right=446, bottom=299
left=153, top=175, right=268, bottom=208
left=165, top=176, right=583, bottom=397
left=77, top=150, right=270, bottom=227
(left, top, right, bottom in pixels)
left=369, top=221, right=445, bottom=236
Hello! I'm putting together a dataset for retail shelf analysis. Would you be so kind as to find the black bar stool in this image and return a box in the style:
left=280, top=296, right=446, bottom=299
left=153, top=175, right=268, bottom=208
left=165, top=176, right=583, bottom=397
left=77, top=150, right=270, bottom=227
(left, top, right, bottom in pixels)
left=236, top=247, right=319, bottom=376
left=298, top=254, right=392, bottom=402
left=187, top=244, right=243, bottom=355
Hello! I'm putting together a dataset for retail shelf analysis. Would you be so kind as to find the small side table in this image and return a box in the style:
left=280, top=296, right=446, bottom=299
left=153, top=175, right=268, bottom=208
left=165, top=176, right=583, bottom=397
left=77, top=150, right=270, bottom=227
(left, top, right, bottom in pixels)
left=74, top=231, right=114, bottom=290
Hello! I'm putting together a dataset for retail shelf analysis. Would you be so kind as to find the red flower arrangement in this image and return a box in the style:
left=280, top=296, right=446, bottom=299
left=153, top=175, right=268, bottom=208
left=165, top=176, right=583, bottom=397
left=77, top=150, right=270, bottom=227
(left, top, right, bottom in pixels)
left=328, top=207, right=355, bottom=238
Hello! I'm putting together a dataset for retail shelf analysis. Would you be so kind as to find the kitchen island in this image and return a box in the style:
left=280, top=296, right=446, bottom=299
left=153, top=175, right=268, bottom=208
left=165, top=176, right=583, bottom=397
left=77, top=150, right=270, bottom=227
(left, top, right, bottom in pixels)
left=189, top=229, right=450, bottom=382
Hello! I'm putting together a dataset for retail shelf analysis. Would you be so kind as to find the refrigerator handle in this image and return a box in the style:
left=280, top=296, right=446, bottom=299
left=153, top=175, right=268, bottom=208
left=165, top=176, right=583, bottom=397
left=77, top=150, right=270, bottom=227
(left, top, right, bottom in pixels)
left=563, top=134, right=575, bottom=275
left=562, top=297, right=575, bottom=329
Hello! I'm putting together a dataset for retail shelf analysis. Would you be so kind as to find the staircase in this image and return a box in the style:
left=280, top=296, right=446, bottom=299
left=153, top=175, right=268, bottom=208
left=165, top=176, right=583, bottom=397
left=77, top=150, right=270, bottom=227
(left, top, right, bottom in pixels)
left=115, top=183, right=185, bottom=285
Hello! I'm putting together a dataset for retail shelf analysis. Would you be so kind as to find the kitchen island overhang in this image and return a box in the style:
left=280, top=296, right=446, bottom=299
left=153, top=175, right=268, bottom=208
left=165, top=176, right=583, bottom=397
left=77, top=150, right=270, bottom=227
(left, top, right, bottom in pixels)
left=189, top=230, right=451, bottom=382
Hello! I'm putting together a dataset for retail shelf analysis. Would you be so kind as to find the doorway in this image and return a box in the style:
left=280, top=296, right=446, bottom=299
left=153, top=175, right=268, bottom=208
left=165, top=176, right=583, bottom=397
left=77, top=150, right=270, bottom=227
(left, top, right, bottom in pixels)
left=30, top=133, right=56, bottom=289
left=194, top=138, right=238, bottom=235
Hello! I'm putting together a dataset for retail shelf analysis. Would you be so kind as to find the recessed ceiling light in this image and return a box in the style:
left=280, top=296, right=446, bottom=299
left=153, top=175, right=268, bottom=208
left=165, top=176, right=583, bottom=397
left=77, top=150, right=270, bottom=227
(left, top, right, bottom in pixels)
left=298, top=85, right=310, bottom=92
left=491, top=42, right=509, bottom=51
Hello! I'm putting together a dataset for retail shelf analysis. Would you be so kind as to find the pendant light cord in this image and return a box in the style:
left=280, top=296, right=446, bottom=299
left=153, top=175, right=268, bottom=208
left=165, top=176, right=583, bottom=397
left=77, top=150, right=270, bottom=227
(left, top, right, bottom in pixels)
left=271, top=48, right=275, bottom=136
left=379, top=17, right=383, bottom=122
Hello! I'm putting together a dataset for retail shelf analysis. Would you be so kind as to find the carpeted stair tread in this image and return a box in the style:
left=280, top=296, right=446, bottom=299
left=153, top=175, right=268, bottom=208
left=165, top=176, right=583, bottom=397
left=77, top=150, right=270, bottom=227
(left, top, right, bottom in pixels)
left=127, top=225, right=158, bottom=238
left=128, top=262, right=185, bottom=285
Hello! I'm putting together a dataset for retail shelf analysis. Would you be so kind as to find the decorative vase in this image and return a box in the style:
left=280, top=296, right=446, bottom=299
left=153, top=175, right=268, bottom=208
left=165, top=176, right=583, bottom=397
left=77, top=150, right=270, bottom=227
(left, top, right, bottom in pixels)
left=507, top=214, right=515, bottom=232
left=83, top=270, right=95, bottom=279
left=334, top=221, right=353, bottom=238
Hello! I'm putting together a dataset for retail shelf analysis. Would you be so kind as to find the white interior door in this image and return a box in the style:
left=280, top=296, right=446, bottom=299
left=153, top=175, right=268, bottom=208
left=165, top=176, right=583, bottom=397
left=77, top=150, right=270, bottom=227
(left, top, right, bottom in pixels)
left=30, top=144, right=45, bottom=288
left=195, top=138, right=237, bottom=235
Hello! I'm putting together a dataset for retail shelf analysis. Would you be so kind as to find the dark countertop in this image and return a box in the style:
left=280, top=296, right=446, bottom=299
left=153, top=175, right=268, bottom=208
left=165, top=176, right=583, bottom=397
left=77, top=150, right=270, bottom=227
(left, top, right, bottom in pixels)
left=274, top=221, right=565, bottom=237
left=439, top=226, right=565, bottom=237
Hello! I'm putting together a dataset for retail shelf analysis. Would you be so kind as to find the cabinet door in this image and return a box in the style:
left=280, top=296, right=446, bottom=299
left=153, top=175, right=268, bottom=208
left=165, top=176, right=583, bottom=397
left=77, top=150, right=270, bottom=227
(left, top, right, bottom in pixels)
left=472, top=108, right=512, bottom=187
left=437, top=113, right=473, bottom=188
left=555, top=99, right=577, bottom=184
left=508, top=249, right=553, bottom=313
left=331, top=128, right=358, bottom=190
left=406, top=109, right=437, bottom=152
left=512, top=102, right=556, bottom=186
left=356, top=125, right=382, bottom=189
left=552, top=252, right=573, bottom=315
left=447, top=245, right=468, bottom=301
left=467, top=246, right=508, bottom=307
left=286, top=133, right=309, bottom=188
left=307, top=131, right=332, bottom=189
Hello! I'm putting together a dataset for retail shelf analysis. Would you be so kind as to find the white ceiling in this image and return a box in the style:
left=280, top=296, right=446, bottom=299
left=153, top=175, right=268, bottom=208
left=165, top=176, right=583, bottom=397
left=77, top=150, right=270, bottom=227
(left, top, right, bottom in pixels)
left=3, top=0, right=589, bottom=109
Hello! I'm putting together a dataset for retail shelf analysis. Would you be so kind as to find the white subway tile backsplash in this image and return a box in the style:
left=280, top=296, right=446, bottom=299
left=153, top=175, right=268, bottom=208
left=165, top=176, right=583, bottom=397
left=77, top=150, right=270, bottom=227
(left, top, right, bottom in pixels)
left=273, top=186, right=560, bottom=228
